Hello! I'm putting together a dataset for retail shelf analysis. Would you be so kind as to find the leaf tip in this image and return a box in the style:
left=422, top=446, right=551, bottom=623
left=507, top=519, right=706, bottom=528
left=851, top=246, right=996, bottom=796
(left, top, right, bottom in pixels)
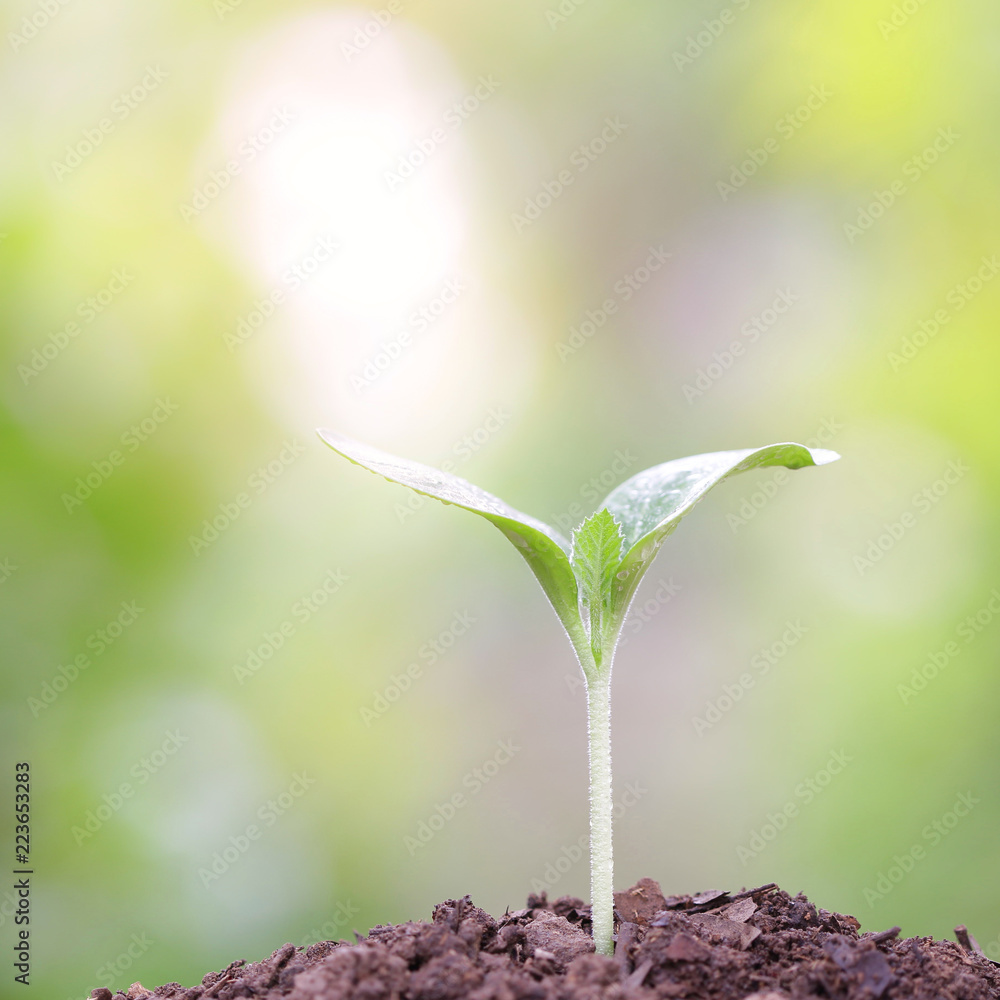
left=317, top=428, right=356, bottom=459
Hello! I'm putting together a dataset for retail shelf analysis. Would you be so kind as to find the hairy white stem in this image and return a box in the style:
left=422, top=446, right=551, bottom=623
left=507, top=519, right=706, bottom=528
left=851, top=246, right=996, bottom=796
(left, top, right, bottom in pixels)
left=586, top=671, right=614, bottom=956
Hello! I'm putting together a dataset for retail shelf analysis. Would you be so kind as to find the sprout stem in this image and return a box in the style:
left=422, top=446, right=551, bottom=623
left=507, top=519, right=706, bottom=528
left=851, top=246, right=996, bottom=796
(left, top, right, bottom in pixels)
left=585, top=671, right=614, bottom=956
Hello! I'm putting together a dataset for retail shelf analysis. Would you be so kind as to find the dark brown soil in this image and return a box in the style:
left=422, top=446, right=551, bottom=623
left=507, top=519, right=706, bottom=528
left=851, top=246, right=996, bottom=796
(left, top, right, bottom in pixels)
left=90, top=880, right=1000, bottom=1000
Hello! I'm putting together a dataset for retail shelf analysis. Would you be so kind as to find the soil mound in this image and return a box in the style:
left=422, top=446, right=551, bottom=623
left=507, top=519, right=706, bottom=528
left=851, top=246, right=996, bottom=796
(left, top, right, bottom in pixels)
left=89, top=879, right=1000, bottom=999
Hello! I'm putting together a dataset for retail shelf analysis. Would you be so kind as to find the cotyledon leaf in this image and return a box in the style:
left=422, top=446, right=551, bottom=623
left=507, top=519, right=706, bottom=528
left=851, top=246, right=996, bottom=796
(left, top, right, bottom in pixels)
left=600, top=443, right=839, bottom=633
left=317, top=430, right=586, bottom=654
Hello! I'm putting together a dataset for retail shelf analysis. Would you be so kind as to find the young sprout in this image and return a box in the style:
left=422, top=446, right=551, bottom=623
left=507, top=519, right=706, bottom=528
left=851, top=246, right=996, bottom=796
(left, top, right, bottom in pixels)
left=319, top=430, right=839, bottom=956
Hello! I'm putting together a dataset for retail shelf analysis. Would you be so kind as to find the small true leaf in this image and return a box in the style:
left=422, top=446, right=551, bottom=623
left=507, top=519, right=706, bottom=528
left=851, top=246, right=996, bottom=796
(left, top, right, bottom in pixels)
left=571, top=509, right=625, bottom=659
left=571, top=508, right=625, bottom=597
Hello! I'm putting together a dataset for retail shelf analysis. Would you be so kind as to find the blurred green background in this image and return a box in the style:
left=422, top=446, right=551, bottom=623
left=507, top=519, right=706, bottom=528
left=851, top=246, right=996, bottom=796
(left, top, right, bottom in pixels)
left=2, top=0, right=999, bottom=995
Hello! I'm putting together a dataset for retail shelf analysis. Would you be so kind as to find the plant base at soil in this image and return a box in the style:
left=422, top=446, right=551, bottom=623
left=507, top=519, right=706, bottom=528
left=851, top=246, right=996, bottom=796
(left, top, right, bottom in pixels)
left=89, top=880, right=1000, bottom=1000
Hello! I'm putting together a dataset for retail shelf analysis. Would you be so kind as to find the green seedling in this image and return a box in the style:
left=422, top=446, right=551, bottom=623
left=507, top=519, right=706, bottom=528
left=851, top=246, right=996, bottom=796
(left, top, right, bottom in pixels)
left=319, top=429, right=839, bottom=956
